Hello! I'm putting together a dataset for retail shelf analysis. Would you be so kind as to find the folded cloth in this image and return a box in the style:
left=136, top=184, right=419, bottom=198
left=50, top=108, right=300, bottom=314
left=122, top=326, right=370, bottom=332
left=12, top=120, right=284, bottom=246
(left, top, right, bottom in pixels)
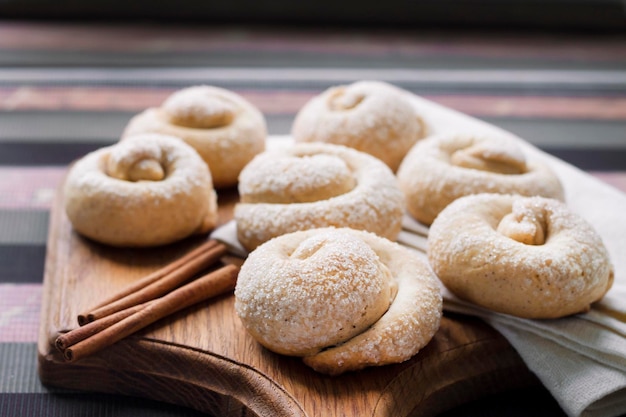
left=212, top=97, right=626, bottom=417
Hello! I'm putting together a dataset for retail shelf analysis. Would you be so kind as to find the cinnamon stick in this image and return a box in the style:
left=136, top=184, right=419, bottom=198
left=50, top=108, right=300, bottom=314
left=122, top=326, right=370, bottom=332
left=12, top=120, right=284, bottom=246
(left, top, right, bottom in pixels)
left=56, top=302, right=150, bottom=352
left=76, top=239, right=220, bottom=323
left=78, top=240, right=228, bottom=325
left=62, top=264, right=239, bottom=362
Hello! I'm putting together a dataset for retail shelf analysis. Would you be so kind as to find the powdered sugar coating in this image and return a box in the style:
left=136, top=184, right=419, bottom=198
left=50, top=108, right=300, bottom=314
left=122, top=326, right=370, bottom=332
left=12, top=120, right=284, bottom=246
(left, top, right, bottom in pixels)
left=64, top=133, right=218, bottom=247
left=236, top=230, right=395, bottom=356
left=239, top=153, right=355, bottom=204
left=291, top=80, right=427, bottom=172
left=234, top=142, right=405, bottom=251
left=234, top=227, right=442, bottom=375
left=397, top=133, right=565, bottom=225
left=121, top=85, right=266, bottom=188
left=162, top=86, right=237, bottom=129
left=428, top=193, right=614, bottom=318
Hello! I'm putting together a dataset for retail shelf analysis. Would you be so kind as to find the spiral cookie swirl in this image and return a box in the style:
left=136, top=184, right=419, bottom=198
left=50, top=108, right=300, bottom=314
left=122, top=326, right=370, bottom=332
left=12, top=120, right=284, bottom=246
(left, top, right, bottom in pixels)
left=291, top=80, right=427, bottom=171
left=428, top=194, right=614, bottom=319
left=234, top=142, right=405, bottom=251
left=122, top=85, right=267, bottom=188
left=64, top=134, right=218, bottom=247
left=235, top=227, right=442, bottom=375
left=397, top=133, right=565, bottom=225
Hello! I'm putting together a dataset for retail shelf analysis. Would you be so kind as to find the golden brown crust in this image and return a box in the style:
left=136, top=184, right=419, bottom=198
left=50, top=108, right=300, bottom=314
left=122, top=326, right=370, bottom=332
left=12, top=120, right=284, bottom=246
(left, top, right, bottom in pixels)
left=234, top=142, right=405, bottom=251
left=234, top=227, right=442, bottom=375
left=397, top=133, right=565, bottom=225
left=122, top=85, right=267, bottom=188
left=427, top=193, right=614, bottom=319
left=291, top=80, right=427, bottom=171
left=64, top=134, right=218, bottom=247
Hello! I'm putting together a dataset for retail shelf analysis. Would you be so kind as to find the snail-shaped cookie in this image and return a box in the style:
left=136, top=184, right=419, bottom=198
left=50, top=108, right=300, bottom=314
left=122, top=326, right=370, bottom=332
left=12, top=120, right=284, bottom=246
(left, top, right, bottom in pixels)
left=428, top=194, right=614, bottom=319
left=234, top=142, right=405, bottom=251
left=235, top=227, right=442, bottom=375
left=397, top=133, right=565, bottom=225
left=291, top=80, right=427, bottom=171
left=122, top=85, right=267, bottom=188
left=64, top=134, right=218, bottom=247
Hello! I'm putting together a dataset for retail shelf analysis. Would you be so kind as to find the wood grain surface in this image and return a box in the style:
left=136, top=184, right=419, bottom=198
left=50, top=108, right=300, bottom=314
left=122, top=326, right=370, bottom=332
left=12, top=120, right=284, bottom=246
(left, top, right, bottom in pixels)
left=37, top=185, right=538, bottom=417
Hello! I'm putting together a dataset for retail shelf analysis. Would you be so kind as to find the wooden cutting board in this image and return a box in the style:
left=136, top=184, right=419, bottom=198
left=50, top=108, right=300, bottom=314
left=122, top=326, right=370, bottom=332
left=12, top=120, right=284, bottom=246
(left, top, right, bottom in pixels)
left=38, top=184, right=539, bottom=417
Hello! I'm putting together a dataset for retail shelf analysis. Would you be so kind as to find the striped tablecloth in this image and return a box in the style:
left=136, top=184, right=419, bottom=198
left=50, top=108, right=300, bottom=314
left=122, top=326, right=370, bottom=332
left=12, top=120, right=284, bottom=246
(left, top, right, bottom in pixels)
left=1, top=21, right=625, bottom=417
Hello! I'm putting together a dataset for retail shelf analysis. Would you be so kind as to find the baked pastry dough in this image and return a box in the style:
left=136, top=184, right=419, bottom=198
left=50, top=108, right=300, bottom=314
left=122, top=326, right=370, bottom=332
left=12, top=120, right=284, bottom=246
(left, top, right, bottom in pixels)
left=234, top=142, right=405, bottom=251
left=122, top=85, right=267, bottom=188
left=397, top=133, right=565, bottom=225
left=64, top=134, right=218, bottom=247
left=428, top=193, right=614, bottom=319
left=291, top=80, right=427, bottom=171
left=235, top=227, right=442, bottom=375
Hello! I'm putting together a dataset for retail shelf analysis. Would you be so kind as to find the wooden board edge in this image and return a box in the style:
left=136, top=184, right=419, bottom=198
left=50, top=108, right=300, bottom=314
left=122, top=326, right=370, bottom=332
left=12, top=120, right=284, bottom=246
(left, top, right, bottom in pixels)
left=38, top=335, right=309, bottom=417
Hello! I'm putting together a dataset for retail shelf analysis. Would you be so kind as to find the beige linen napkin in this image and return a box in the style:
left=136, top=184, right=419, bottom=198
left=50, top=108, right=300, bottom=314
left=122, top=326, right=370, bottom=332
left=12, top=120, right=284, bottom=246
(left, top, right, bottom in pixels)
left=211, top=97, right=626, bottom=417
